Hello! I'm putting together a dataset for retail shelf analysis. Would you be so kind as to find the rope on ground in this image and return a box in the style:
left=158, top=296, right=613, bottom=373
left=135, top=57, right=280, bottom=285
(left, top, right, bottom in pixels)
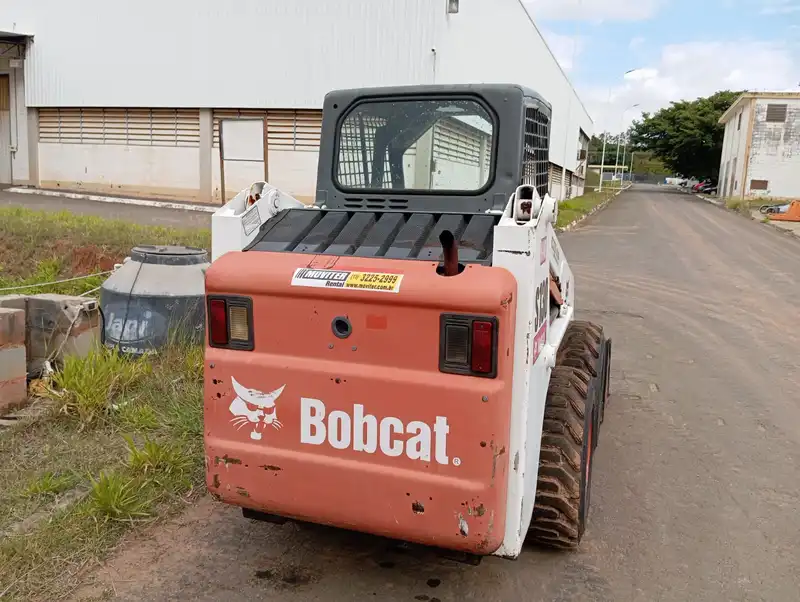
left=0, top=271, right=114, bottom=294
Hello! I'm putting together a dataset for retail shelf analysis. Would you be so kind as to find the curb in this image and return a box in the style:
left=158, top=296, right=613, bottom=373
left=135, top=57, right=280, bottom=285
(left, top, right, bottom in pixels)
left=557, top=184, right=632, bottom=233
left=5, top=186, right=218, bottom=214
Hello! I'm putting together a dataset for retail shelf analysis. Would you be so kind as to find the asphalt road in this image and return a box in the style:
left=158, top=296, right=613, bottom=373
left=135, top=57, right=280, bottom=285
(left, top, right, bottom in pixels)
left=74, top=185, right=800, bottom=602
left=0, top=188, right=212, bottom=229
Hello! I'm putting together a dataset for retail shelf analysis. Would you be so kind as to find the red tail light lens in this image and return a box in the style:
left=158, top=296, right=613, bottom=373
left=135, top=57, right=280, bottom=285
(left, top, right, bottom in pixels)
left=207, top=296, right=254, bottom=350
left=471, top=320, right=494, bottom=374
left=439, top=314, right=498, bottom=378
left=209, top=299, right=229, bottom=346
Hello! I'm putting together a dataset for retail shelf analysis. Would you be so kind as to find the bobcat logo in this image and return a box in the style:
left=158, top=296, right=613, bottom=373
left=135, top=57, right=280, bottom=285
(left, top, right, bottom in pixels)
left=228, top=377, right=285, bottom=441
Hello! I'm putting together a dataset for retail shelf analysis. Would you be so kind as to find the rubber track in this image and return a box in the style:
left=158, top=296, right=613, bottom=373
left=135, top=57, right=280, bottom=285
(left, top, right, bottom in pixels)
left=529, top=321, right=605, bottom=549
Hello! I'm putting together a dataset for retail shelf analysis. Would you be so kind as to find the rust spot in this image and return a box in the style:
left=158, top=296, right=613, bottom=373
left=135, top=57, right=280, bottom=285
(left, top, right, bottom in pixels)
left=477, top=510, right=496, bottom=552
left=237, top=487, right=250, bottom=498
left=480, top=441, right=487, bottom=448
left=260, top=465, right=282, bottom=472
left=216, top=455, right=242, bottom=466
left=412, top=501, right=425, bottom=514
left=500, top=293, right=513, bottom=309
left=212, top=474, right=220, bottom=489
left=490, top=443, right=506, bottom=486
left=475, top=504, right=486, bottom=517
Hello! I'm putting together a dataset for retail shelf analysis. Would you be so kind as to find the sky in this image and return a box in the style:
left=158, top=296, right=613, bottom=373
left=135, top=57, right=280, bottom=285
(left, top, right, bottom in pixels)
left=523, top=0, right=800, bottom=134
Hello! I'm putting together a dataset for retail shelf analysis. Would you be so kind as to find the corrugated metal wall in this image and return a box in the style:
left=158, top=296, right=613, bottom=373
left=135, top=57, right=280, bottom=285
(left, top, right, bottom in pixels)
left=14, top=0, right=437, bottom=108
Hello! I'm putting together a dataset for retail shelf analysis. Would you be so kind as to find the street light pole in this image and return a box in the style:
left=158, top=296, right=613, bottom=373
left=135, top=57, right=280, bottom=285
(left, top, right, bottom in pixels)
left=600, top=69, right=641, bottom=190
left=598, top=132, right=608, bottom=191
left=617, top=103, right=640, bottom=182
left=620, top=104, right=639, bottom=182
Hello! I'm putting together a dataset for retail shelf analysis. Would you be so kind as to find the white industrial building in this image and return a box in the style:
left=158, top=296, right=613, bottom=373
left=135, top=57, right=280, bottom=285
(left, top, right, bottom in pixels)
left=718, top=92, right=800, bottom=200
left=1, top=0, right=592, bottom=205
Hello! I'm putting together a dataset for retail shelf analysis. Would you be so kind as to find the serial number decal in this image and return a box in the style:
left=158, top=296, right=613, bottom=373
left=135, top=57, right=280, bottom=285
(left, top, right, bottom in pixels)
left=291, top=268, right=404, bottom=293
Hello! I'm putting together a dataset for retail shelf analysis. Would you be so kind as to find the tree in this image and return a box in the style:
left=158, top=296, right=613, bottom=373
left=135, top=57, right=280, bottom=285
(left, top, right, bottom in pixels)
left=628, top=90, right=742, bottom=179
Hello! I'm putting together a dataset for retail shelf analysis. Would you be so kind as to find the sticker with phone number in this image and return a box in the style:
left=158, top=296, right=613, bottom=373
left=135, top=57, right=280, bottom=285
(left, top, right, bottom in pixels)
left=291, top=268, right=404, bottom=293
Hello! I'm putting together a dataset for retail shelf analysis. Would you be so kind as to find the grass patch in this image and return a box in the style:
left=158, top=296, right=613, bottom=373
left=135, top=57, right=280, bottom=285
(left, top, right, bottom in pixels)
left=0, top=206, right=209, bottom=295
left=725, top=197, right=764, bottom=217
left=557, top=184, right=628, bottom=228
left=0, top=342, right=204, bottom=601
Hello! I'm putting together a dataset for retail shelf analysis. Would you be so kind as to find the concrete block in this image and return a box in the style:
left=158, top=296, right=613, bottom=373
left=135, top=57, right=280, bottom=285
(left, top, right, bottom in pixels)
left=0, top=307, right=27, bottom=415
left=26, top=294, right=101, bottom=375
left=0, top=306, right=26, bottom=347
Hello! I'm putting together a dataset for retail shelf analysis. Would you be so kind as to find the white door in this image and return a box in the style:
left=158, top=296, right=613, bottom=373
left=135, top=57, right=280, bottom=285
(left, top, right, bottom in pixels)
left=0, top=74, right=11, bottom=184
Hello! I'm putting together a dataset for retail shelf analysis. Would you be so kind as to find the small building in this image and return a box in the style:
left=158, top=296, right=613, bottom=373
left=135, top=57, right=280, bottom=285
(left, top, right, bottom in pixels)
left=1, top=0, right=592, bottom=205
left=718, top=92, right=800, bottom=200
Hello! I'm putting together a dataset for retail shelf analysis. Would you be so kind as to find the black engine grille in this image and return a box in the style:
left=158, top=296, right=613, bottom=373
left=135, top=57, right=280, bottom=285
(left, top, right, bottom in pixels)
left=245, top=209, right=500, bottom=264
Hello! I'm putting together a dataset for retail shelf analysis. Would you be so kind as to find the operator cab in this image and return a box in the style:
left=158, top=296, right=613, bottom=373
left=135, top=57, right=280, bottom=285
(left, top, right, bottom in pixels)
left=244, top=84, right=552, bottom=265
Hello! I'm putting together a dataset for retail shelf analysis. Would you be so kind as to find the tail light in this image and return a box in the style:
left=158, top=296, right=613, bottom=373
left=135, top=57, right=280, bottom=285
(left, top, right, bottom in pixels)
left=207, top=295, right=254, bottom=351
left=439, top=314, right=498, bottom=378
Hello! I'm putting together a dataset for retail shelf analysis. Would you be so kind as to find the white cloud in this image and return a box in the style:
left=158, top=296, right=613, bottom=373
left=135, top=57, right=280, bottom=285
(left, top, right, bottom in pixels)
left=540, top=30, right=585, bottom=71
left=524, top=0, right=664, bottom=21
left=581, top=39, right=800, bottom=133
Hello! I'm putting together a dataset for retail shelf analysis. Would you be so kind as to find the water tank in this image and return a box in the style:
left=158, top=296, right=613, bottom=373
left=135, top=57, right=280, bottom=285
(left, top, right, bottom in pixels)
left=100, top=245, right=209, bottom=356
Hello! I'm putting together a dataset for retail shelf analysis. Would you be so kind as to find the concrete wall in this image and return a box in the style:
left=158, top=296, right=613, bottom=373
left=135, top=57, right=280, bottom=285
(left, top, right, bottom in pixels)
left=719, top=100, right=752, bottom=199
left=39, top=143, right=201, bottom=200
left=746, top=98, right=800, bottom=199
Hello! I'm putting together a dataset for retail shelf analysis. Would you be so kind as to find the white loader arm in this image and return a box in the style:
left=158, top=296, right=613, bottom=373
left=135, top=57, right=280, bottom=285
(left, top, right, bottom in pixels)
left=211, top=181, right=306, bottom=262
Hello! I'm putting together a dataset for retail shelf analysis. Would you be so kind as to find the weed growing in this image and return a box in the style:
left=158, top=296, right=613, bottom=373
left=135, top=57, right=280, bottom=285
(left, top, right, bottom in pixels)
left=0, top=342, right=205, bottom=601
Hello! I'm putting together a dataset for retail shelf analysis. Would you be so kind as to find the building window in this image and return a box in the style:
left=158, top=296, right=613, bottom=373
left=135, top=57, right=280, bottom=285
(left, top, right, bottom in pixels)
left=213, top=109, right=322, bottom=151
left=765, top=104, right=788, bottom=123
left=750, top=179, right=769, bottom=191
left=737, top=111, right=742, bottom=131
left=39, top=108, right=200, bottom=147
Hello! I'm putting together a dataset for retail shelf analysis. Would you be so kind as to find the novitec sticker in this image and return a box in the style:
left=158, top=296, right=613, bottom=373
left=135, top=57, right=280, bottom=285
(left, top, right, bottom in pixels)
left=291, top=268, right=403, bottom=293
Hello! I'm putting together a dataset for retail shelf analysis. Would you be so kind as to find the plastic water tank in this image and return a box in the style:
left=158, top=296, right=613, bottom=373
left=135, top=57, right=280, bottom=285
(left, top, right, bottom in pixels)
left=100, top=245, right=209, bottom=356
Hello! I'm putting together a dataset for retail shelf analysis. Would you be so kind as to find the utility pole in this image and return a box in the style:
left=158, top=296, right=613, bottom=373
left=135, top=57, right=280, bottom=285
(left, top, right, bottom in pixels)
left=598, top=133, right=608, bottom=191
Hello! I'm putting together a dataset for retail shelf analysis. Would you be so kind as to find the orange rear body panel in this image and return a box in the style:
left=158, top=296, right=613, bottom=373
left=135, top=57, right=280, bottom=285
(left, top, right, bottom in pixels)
left=205, top=252, right=517, bottom=554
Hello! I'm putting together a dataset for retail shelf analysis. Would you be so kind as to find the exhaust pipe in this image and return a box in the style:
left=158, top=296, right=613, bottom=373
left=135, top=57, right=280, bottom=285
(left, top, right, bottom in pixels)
left=439, top=230, right=460, bottom=277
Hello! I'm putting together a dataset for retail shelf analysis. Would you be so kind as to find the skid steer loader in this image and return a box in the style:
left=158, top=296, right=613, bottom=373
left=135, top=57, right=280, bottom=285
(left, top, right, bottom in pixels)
left=204, top=84, right=612, bottom=559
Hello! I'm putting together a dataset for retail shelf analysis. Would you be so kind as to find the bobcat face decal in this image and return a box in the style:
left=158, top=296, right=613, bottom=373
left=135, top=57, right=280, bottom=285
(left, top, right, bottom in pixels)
left=228, top=377, right=285, bottom=441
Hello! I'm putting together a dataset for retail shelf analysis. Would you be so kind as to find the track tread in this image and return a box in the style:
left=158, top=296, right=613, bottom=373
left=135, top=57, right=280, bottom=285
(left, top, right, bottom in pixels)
left=528, top=320, right=607, bottom=550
